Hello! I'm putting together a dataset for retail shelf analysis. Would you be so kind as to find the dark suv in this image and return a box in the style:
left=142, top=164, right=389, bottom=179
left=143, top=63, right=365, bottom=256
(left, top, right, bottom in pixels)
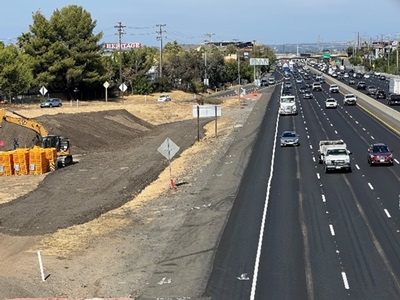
left=388, top=94, right=400, bottom=105
left=375, top=90, right=386, bottom=99
left=357, top=81, right=366, bottom=90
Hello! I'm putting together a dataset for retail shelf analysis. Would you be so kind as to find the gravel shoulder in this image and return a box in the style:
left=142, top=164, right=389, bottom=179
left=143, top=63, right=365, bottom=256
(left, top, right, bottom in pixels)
left=0, top=89, right=272, bottom=299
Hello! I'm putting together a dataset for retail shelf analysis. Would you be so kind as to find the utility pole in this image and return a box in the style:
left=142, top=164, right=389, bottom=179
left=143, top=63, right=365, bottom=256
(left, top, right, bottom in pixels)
left=114, top=22, right=126, bottom=91
left=156, top=24, right=166, bottom=78
left=204, top=33, right=215, bottom=86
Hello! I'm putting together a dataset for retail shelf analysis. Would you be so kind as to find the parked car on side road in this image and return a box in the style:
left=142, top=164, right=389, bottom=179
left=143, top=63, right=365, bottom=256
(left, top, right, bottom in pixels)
left=40, top=98, right=62, bottom=108
left=157, top=94, right=171, bottom=102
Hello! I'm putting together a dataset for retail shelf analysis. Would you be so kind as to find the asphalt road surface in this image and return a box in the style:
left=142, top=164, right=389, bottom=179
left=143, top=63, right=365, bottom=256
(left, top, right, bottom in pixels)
left=206, top=69, right=400, bottom=300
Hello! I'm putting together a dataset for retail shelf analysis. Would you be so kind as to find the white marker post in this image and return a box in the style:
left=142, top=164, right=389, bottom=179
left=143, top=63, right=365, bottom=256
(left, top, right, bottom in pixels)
left=37, top=250, right=46, bottom=281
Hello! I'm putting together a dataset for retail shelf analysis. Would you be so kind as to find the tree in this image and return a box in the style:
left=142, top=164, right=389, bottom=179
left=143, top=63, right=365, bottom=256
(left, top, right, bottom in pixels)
left=121, top=46, right=157, bottom=94
left=0, top=44, right=33, bottom=101
left=18, top=5, right=106, bottom=99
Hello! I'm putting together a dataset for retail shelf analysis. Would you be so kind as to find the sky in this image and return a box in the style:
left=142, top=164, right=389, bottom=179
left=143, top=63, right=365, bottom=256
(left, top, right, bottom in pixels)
left=1, top=0, right=400, bottom=50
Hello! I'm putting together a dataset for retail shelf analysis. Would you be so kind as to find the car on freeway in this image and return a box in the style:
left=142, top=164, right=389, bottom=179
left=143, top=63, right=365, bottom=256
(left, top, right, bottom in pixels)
left=303, top=91, right=313, bottom=99
left=349, top=79, right=355, bottom=85
left=357, top=81, right=367, bottom=90
left=280, top=130, right=300, bottom=147
left=295, top=77, right=303, bottom=84
left=387, top=94, right=400, bottom=105
left=366, top=85, right=378, bottom=96
left=380, top=75, right=386, bottom=80
left=40, top=98, right=62, bottom=108
left=329, top=84, right=339, bottom=93
left=325, top=98, right=338, bottom=108
left=282, top=87, right=292, bottom=96
left=158, top=94, right=171, bottom=102
left=375, top=90, right=386, bottom=99
left=364, top=73, right=371, bottom=78
left=367, top=143, right=394, bottom=166
left=260, top=79, right=269, bottom=86
left=299, top=86, right=307, bottom=94
left=312, top=82, right=322, bottom=91
left=284, top=81, right=292, bottom=89
left=343, top=94, right=357, bottom=105
left=268, top=77, right=276, bottom=85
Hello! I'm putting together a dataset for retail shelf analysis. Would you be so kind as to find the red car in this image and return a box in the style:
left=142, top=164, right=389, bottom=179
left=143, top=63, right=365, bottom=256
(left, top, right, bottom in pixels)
left=367, top=143, right=394, bottom=166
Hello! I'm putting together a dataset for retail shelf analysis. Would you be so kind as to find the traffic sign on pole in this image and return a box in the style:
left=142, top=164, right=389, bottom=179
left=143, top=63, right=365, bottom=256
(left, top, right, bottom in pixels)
left=39, top=86, right=48, bottom=96
left=119, top=83, right=127, bottom=92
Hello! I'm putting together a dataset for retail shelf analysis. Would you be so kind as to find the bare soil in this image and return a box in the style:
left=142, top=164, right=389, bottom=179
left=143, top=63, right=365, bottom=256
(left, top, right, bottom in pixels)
left=0, top=90, right=266, bottom=299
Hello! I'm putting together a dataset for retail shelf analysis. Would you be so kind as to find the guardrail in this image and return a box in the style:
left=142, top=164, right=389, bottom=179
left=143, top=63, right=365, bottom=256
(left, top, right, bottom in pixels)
left=309, top=67, right=400, bottom=136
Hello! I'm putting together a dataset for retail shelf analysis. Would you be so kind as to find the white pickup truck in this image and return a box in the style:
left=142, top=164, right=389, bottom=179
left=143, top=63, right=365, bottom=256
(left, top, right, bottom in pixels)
left=279, top=95, right=298, bottom=115
left=318, top=140, right=352, bottom=173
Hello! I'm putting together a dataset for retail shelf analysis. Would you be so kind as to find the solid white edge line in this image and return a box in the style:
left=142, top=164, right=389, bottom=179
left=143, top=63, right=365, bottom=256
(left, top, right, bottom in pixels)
left=342, top=271, right=350, bottom=290
left=250, top=108, right=280, bottom=300
left=368, top=183, right=374, bottom=190
left=384, top=209, right=392, bottom=218
left=329, top=224, right=335, bottom=236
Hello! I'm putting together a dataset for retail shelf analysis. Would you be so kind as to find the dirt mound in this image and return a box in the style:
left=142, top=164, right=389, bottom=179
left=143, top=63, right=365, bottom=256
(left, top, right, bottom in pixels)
left=1, top=110, right=155, bottom=154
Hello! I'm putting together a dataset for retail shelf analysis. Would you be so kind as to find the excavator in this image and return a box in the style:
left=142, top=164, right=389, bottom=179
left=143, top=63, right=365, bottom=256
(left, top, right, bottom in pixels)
left=0, top=109, right=73, bottom=167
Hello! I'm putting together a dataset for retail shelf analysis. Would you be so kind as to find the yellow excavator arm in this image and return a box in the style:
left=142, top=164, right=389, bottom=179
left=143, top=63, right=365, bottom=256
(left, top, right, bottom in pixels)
left=0, top=109, right=48, bottom=137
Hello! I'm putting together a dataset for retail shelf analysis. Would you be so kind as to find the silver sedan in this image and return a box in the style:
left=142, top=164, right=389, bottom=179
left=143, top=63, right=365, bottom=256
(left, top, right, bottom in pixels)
left=280, top=131, right=300, bottom=147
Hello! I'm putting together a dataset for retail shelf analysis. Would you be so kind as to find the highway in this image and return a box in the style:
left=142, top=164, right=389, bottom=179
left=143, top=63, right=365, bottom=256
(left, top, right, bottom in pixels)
left=205, top=68, right=400, bottom=299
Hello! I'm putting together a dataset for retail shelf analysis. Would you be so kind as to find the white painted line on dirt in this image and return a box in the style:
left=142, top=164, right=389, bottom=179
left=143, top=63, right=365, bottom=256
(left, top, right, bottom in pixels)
left=355, top=121, right=359, bottom=124
left=310, top=144, right=313, bottom=149
left=312, top=156, right=316, bottom=162
left=362, top=127, right=366, bottom=131
left=371, top=136, right=375, bottom=140
left=329, top=224, right=335, bottom=236
left=394, top=159, right=399, bottom=164
left=322, top=194, right=326, bottom=203
left=316, top=173, right=320, bottom=179
left=384, top=209, right=392, bottom=218
left=342, top=272, right=350, bottom=290
left=37, top=250, right=46, bottom=282
left=334, top=130, right=338, bottom=134
left=355, top=164, right=360, bottom=170
left=368, top=183, right=374, bottom=190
